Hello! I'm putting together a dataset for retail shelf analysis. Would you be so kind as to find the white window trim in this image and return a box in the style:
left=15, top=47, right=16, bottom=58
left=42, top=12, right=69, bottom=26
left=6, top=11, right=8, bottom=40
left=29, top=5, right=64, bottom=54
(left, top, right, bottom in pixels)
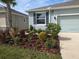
left=35, top=12, right=46, bottom=25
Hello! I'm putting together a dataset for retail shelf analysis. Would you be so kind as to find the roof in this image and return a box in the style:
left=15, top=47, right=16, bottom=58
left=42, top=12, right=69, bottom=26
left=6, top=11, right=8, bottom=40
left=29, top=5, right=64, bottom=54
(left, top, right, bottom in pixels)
left=0, top=4, right=5, bottom=8
left=0, top=4, right=27, bottom=16
left=11, top=9, right=28, bottom=16
left=27, top=0, right=79, bottom=12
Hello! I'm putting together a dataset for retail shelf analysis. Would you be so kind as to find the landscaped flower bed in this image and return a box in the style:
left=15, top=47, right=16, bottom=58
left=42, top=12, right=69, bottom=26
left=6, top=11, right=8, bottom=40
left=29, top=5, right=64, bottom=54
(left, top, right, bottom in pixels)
left=0, top=23, right=61, bottom=54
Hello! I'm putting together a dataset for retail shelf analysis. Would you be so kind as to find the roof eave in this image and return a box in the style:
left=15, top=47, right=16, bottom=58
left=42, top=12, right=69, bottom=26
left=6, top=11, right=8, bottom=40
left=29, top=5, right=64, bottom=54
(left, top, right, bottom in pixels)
left=27, top=5, right=79, bottom=12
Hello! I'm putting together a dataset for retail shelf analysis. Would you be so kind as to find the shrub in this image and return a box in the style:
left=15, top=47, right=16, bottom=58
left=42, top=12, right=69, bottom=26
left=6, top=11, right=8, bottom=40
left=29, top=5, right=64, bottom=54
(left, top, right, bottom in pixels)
left=19, top=29, right=26, bottom=38
left=37, top=29, right=44, bottom=33
left=0, top=31, right=5, bottom=44
left=27, top=31, right=37, bottom=46
left=13, top=35, right=20, bottom=45
left=28, top=31, right=34, bottom=41
left=38, top=32, right=46, bottom=41
left=32, top=29, right=37, bottom=33
left=3, top=29, right=13, bottom=45
left=30, top=25, right=34, bottom=31
left=4, top=33, right=14, bottom=45
left=45, top=39, right=56, bottom=49
left=29, top=25, right=38, bottom=33
left=9, top=27, right=18, bottom=39
left=25, top=29, right=30, bottom=33
left=46, top=23, right=61, bottom=38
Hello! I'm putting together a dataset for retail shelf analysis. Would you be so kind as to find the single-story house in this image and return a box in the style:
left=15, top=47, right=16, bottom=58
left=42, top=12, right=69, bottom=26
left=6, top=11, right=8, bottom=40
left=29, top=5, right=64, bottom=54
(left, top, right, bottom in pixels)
left=0, top=4, right=28, bottom=31
left=27, top=0, right=79, bottom=32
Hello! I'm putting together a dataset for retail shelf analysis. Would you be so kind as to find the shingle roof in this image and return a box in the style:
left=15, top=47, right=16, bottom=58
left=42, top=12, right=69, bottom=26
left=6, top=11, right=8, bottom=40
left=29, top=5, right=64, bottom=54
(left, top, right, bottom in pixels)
left=27, top=0, right=79, bottom=12
left=0, top=4, right=27, bottom=16
left=0, top=4, right=6, bottom=8
left=11, top=9, right=27, bottom=16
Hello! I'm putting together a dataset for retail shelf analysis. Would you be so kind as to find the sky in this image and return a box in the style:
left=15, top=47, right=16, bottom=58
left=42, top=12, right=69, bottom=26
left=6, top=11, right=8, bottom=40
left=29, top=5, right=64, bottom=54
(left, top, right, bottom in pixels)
left=0, top=0, right=70, bottom=14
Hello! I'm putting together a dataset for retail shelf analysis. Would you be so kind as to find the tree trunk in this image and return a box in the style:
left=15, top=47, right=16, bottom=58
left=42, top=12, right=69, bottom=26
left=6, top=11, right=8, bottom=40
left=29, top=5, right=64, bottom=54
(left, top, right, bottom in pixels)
left=6, top=3, right=12, bottom=28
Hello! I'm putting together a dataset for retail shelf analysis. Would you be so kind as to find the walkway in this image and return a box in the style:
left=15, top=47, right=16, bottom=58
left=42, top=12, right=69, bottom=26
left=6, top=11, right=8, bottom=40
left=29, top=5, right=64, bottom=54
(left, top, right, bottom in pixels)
left=59, top=33, right=79, bottom=59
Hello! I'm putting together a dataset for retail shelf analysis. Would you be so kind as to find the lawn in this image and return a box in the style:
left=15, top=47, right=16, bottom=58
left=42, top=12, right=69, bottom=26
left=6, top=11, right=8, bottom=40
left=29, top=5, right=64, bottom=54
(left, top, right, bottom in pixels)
left=0, top=45, right=62, bottom=59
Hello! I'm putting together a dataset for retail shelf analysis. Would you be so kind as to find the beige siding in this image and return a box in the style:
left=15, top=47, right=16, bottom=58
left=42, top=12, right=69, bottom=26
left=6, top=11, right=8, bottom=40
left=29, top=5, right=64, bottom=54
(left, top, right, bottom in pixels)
left=0, top=8, right=28, bottom=30
left=0, top=13, right=6, bottom=30
left=12, top=14, right=28, bottom=30
left=0, top=8, right=6, bottom=13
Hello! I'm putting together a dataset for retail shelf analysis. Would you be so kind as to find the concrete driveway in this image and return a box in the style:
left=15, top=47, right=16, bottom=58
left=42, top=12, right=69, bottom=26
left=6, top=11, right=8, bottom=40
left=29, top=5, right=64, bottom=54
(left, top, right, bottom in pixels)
left=59, top=33, right=79, bottom=59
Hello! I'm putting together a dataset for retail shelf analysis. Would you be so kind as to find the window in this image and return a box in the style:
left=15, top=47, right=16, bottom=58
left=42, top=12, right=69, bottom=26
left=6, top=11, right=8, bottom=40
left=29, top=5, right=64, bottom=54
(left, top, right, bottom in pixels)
left=24, top=19, right=26, bottom=22
left=35, top=12, right=46, bottom=24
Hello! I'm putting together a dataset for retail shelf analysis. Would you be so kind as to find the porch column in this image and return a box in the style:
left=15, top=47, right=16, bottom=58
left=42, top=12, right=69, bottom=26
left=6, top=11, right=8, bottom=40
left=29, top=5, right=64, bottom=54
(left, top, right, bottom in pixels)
left=48, top=8, right=51, bottom=23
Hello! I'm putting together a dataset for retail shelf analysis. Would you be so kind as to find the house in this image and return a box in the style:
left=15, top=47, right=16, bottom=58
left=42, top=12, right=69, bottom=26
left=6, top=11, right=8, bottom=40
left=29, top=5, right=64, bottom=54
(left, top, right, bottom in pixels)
left=0, top=4, right=28, bottom=31
left=27, top=0, right=79, bottom=32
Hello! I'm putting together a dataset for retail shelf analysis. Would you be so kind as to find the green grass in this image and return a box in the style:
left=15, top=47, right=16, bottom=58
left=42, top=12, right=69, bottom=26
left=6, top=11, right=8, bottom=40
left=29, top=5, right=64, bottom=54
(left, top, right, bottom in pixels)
left=0, top=45, right=62, bottom=59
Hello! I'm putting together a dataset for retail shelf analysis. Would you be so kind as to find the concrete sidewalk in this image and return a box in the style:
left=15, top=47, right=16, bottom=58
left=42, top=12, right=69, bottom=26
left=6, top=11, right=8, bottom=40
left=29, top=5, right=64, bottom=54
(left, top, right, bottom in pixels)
left=59, top=33, right=79, bottom=59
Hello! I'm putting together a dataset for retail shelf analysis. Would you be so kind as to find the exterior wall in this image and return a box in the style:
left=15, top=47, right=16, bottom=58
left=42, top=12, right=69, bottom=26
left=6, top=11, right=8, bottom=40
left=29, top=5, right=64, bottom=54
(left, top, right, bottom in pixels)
left=29, top=12, right=48, bottom=30
left=57, top=15, right=79, bottom=32
left=29, top=12, right=34, bottom=27
left=12, top=14, right=28, bottom=30
left=52, top=8, right=79, bottom=32
left=0, top=8, right=7, bottom=30
left=33, top=24, right=46, bottom=30
left=50, top=10, right=57, bottom=23
left=0, top=8, right=6, bottom=13
left=50, top=7, right=79, bottom=24
left=54, top=8, right=79, bottom=16
left=0, top=13, right=7, bottom=30
left=29, top=7, right=79, bottom=30
left=28, top=11, right=57, bottom=30
left=0, top=8, right=28, bottom=30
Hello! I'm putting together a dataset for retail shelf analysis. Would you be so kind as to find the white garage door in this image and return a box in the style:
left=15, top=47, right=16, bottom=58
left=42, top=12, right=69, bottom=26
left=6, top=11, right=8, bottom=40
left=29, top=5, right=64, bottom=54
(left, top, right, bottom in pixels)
left=58, top=15, right=79, bottom=32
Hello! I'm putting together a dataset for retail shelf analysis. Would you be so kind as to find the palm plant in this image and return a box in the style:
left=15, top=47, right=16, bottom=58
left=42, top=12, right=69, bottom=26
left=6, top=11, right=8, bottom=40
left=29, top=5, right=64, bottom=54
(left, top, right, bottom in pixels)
left=0, top=0, right=16, bottom=27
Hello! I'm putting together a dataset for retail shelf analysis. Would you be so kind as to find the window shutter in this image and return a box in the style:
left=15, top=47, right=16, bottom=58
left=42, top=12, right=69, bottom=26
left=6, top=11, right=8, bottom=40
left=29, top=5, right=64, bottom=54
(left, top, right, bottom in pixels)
left=46, top=12, right=49, bottom=25
left=33, top=13, right=36, bottom=24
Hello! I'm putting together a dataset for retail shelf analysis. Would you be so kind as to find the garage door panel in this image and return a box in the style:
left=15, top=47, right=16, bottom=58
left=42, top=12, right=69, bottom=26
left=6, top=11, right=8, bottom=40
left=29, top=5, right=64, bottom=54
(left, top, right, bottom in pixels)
left=58, top=15, right=79, bottom=32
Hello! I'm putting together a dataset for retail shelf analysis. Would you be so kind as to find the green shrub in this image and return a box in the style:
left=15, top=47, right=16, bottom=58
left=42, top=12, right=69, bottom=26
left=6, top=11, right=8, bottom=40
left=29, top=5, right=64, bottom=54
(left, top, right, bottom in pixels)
left=0, top=31, right=5, bottom=43
left=30, top=25, right=34, bottom=31
left=45, top=39, right=56, bottom=49
left=38, top=32, right=46, bottom=41
left=46, top=23, right=61, bottom=38
left=29, top=25, right=37, bottom=33
left=14, top=36, right=20, bottom=45
left=37, top=29, right=45, bottom=33
left=28, top=31, right=33, bottom=42
left=33, top=29, right=37, bottom=33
